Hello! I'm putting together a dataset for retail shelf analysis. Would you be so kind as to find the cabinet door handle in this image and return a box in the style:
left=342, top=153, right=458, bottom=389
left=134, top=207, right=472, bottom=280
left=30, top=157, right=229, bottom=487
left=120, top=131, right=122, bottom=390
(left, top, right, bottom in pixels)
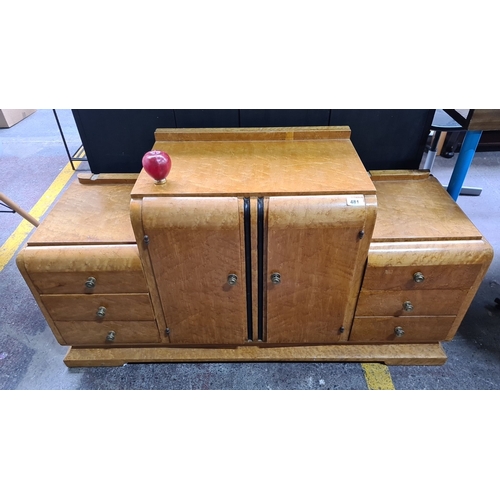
left=271, top=272, right=281, bottom=284
left=227, top=274, right=238, bottom=286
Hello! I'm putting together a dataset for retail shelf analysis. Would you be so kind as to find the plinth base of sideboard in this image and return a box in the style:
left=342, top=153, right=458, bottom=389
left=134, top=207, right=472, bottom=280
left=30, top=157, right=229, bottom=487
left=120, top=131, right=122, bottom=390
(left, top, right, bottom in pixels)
left=63, top=343, right=447, bottom=367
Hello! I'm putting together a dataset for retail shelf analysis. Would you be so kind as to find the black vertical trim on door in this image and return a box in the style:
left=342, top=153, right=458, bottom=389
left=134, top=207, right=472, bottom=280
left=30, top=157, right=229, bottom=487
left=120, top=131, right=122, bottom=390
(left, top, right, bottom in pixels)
left=243, top=198, right=253, bottom=341
left=257, top=197, right=264, bottom=341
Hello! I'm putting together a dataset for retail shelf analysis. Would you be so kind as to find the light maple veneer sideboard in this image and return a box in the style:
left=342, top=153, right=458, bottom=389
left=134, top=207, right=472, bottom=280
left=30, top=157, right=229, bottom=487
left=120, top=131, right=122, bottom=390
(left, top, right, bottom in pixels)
left=16, top=127, right=493, bottom=367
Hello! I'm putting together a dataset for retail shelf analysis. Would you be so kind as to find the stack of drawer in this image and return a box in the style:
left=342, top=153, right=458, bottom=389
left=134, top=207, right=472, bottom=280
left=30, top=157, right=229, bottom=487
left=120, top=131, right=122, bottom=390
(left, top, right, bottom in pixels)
left=350, top=171, right=493, bottom=343
left=17, top=179, right=161, bottom=346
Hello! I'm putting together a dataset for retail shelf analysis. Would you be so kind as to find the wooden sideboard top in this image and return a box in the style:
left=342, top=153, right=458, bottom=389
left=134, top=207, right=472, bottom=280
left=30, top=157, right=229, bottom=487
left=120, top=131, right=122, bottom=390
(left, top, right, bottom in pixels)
left=131, top=127, right=376, bottom=198
left=29, top=179, right=137, bottom=246
left=371, top=171, right=483, bottom=242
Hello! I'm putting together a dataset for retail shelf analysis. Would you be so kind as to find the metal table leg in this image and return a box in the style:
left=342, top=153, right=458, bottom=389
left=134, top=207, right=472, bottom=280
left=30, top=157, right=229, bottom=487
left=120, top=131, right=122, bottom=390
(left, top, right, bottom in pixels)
left=447, top=130, right=483, bottom=201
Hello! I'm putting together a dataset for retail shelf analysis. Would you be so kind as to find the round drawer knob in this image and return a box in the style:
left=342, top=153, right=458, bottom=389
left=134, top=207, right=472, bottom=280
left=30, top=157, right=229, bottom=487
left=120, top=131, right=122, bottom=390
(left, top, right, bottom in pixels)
left=394, top=326, right=405, bottom=337
left=271, top=273, right=281, bottom=284
left=85, top=276, right=96, bottom=289
left=413, top=272, right=425, bottom=283
left=106, top=331, right=116, bottom=342
left=227, top=274, right=238, bottom=286
left=403, top=301, right=414, bottom=312
left=96, top=306, right=107, bottom=318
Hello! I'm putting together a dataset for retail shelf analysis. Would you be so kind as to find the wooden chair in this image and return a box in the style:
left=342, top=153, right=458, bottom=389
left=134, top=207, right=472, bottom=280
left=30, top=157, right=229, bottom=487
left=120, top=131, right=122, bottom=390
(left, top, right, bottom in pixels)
left=0, top=192, right=39, bottom=227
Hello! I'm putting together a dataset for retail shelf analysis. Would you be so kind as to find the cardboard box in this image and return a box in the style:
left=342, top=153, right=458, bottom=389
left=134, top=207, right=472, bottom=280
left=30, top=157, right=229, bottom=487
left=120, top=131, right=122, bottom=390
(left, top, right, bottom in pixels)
left=0, top=109, right=36, bottom=128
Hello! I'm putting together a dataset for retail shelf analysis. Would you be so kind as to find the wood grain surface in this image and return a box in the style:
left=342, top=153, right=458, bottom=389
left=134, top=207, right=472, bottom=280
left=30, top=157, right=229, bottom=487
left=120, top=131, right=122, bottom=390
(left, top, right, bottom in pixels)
left=369, top=170, right=430, bottom=182
left=467, top=109, right=500, bottom=131
left=341, top=194, right=377, bottom=341
left=29, top=180, right=137, bottom=245
left=131, top=138, right=375, bottom=198
left=350, top=316, right=456, bottom=342
left=368, top=239, right=494, bottom=267
left=77, top=173, right=139, bottom=184
left=154, top=126, right=351, bottom=142
left=362, top=263, right=482, bottom=291
left=57, top=321, right=160, bottom=345
left=63, top=343, right=447, bottom=367
left=141, top=196, right=248, bottom=344
left=41, top=293, right=154, bottom=321
left=16, top=248, right=66, bottom=345
left=355, top=289, right=467, bottom=317
left=371, top=174, right=482, bottom=242
left=130, top=198, right=169, bottom=340
left=21, top=245, right=148, bottom=294
left=266, top=195, right=373, bottom=343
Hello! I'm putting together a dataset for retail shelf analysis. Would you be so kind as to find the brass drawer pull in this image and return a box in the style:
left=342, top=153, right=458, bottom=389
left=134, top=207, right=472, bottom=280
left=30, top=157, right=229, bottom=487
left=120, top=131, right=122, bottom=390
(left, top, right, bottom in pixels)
left=413, top=272, right=425, bottom=283
left=106, top=331, right=116, bottom=342
left=403, top=301, right=414, bottom=312
left=85, top=276, right=97, bottom=288
left=96, top=306, right=107, bottom=318
left=394, top=326, right=405, bottom=337
left=271, top=272, right=281, bottom=284
left=227, top=274, right=238, bottom=286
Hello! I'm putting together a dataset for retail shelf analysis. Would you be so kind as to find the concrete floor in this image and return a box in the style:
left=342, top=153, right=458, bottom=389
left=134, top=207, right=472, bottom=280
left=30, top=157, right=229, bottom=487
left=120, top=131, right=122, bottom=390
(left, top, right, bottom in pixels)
left=1, top=110, right=499, bottom=390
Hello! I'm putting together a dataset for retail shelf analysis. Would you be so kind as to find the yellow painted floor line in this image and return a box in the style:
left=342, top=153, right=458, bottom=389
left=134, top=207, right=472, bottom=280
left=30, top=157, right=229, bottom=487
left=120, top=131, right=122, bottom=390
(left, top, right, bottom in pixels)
left=362, top=363, right=396, bottom=390
left=0, top=159, right=80, bottom=272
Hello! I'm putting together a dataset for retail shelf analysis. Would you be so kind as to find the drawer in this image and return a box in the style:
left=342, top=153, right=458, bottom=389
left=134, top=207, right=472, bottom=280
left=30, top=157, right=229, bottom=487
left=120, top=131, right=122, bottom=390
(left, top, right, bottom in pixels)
left=56, top=321, right=160, bottom=345
left=364, top=239, right=493, bottom=292
left=350, top=316, right=456, bottom=342
left=355, top=289, right=468, bottom=317
left=20, top=245, right=148, bottom=294
left=40, top=294, right=154, bottom=321
left=361, top=264, right=482, bottom=291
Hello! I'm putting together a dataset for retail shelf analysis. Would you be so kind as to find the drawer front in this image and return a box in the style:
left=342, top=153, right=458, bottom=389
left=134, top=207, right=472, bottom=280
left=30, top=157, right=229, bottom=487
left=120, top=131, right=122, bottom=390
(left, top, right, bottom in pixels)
left=355, top=289, right=468, bottom=317
left=350, top=316, right=456, bottom=342
left=40, top=294, right=154, bottom=321
left=362, top=264, right=482, bottom=291
left=21, top=245, right=148, bottom=294
left=56, top=321, right=160, bottom=345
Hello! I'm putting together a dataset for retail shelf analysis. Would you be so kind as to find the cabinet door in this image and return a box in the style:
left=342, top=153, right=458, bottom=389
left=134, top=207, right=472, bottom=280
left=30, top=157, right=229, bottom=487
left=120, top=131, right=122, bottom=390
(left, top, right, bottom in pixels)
left=266, top=195, right=374, bottom=343
left=141, top=197, right=247, bottom=344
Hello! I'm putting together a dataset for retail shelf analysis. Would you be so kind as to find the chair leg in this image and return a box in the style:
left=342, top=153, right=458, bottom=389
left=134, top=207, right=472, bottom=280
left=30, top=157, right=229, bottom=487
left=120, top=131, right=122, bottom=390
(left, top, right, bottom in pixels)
left=422, top=130, right=441, bottom=171
left=0, top=193, right=39, bottom=227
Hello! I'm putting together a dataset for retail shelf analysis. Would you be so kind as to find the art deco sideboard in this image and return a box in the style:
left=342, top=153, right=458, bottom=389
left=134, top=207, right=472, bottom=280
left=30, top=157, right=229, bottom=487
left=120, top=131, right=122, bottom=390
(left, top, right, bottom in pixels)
left=16, top=127, right=493, bottom=366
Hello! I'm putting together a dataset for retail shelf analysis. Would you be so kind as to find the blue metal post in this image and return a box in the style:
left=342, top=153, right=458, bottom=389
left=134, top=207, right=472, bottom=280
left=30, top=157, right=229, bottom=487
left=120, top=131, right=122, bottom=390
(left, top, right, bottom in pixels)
left=447, top=130, right=482, bottom=200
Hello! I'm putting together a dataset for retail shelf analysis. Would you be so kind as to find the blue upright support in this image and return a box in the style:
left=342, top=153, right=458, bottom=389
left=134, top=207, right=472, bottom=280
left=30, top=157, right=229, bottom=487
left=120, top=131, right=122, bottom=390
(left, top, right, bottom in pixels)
left=447, top=130, right=482, bottom=201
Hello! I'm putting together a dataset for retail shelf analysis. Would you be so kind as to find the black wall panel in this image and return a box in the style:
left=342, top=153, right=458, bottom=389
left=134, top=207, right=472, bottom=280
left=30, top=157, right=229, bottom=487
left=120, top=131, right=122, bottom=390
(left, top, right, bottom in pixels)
left=329, top=109, right=434, bottom=170
left=72, top=109, right=434, bottom=174
left=72, top=109, right=176, bottom=174
left=239, top=109, right=331, bottom=127
left=174, top=109, right=239, bottom=128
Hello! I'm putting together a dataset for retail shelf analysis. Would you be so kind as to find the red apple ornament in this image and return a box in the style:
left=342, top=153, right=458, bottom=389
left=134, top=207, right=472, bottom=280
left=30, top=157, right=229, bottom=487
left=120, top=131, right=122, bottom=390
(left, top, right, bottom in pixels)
left=142, top=150, right=172, bottom=185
